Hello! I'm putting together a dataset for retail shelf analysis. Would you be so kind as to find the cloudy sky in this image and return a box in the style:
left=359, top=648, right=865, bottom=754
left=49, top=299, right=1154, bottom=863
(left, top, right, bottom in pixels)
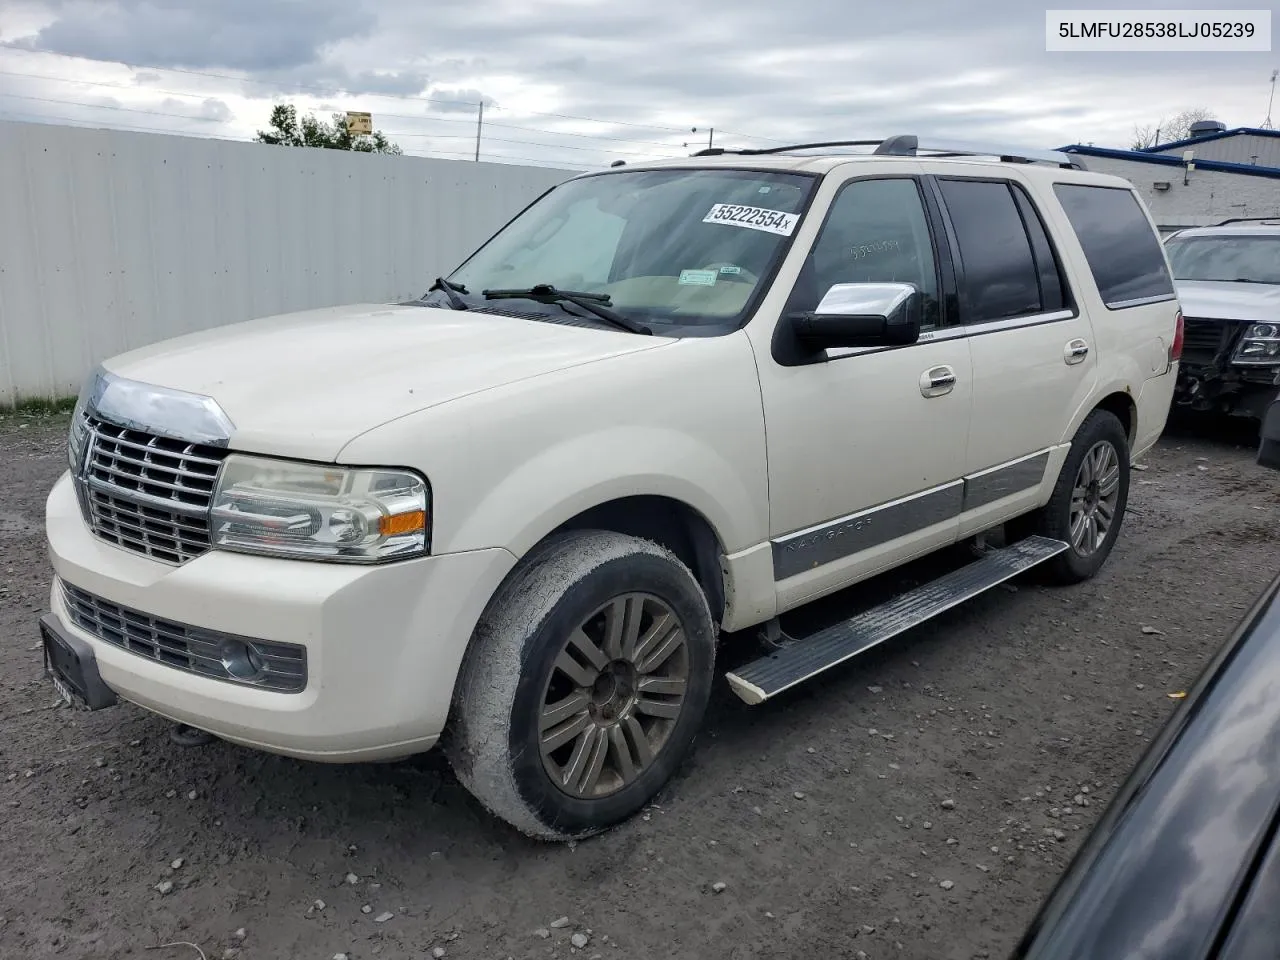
left=0, top=0, right=1274, bottom=170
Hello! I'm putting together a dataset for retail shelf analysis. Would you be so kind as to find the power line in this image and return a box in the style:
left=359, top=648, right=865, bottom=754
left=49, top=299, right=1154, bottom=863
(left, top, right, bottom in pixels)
left=0, top=107, right=588, bottom=169
left=0, top=67, right=695, bottom=149
left=0, top=44, right=780, bottom=142
left=0, top=107, right=252, bottom=140
left=0, top=90, right=223, bottom=123
left=0, top=90, right=673, bottom=160
left=379, top=128, right=674, bottom=159
left=0, top=49, right=788, bottom=164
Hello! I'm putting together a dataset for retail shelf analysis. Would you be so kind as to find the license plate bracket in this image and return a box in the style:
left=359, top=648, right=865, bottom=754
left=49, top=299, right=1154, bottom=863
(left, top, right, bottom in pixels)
left=39, top=614, right=118, bottom=711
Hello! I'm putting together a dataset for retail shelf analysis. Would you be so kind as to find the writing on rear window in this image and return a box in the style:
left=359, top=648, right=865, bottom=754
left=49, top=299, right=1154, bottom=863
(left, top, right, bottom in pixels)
left=702, top=203, right=799, bottom=236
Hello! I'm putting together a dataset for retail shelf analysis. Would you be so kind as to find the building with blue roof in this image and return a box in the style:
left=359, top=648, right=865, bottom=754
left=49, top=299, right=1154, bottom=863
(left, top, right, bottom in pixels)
left=1057, top=120, right=1280, bottom=233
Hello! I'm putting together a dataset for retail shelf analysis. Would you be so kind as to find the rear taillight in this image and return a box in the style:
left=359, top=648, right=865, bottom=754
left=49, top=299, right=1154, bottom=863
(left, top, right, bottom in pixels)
left=1170, top=310, right=1184, bottom=364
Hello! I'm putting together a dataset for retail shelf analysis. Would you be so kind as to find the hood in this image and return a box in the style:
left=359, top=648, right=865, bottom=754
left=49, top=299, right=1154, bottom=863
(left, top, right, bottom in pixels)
left=1175, top=280, right=1280, bottom=324
left=103, top=303, right=671, bottom=460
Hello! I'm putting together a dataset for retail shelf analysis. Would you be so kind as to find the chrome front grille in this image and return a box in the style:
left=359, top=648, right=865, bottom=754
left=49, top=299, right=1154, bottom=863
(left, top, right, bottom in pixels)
left=77, top=416, right=228, bottom=564
left=60, top=580, right=307, bottom=693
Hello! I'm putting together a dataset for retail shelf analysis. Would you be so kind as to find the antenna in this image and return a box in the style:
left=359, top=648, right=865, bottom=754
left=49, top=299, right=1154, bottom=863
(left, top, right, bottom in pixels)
left=1265, top=69, right=1278, bottom=130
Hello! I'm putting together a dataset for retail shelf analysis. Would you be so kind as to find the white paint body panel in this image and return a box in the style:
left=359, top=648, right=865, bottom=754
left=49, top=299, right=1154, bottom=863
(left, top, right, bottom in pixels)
left=101, top=303, right=672, bottom=461
left=46, top=473, right=516, bottom=761
left=1175, top=279, right=1280, bottom=324
left=41, top=151, right=1178, bottom=759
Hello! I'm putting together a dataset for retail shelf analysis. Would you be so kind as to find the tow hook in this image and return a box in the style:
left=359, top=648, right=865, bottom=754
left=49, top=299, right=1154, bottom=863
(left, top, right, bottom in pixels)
left=169, top=723, right=217, bottom=747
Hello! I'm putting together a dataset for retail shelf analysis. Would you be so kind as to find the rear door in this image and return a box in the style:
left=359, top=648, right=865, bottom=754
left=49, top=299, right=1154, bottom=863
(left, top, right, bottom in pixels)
left=928, top=171, right=1098, bottom=535
left=1050, top=182, right=1181, bottom=456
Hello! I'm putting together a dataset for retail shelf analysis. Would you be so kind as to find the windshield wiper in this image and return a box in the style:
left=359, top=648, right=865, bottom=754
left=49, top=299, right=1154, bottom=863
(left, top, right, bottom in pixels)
left=428, top=277, right=469, bottom=310
left=482, top=283, right=652, bottom=335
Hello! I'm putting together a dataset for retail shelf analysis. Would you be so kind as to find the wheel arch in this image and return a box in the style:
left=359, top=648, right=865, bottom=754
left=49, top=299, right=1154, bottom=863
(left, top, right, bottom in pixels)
left=1093, top=390, right=1138, bottom=448
left=547, top=495, right=728, bottom=625
left=444, top=492, right=734, bottom=736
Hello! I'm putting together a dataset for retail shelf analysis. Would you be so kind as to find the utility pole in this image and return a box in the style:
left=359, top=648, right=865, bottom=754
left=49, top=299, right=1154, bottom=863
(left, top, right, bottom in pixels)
left=474, top=101, right=484, bottom=161
left=1264, top=69, right=1278, bottom=130
left=708, top=127, right=714, bottom=150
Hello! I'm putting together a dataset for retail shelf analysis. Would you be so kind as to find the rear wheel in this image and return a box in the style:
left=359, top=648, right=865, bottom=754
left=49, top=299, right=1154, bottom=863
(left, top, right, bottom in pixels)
left=445, top=530, right=716, bottom=840
left=1016, top=409, right=1130, bottom=584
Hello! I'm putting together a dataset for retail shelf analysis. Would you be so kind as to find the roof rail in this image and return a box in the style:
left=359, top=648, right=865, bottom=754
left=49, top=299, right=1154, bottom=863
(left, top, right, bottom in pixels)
left=1216, top=216, right=1280, bottom=225
left=875, top=135, right=1085, bottom=169
left=691, top=140, right=882, bottom=158
left=691, top=135, right=1086, bottom=169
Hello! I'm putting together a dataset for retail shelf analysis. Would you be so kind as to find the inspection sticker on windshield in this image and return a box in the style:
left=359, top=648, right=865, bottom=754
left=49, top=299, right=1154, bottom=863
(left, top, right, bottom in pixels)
left=678, top=269, right=719, bottom=286
left=702, top=203, right=799, bottom=236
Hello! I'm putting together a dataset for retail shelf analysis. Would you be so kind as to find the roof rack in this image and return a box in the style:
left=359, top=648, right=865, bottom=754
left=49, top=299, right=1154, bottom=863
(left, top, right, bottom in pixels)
left=692, top=140, right=881, bottom=157
left=692, top=134, right=1086, bottom=169
left=1216, top=217, right=1280, bottom=225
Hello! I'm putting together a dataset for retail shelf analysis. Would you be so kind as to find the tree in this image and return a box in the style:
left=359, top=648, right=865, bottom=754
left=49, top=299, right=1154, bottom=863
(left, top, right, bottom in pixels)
left=1130, top=107, right=1217, bottom=150
left=254, top=104, right=402, bottom=155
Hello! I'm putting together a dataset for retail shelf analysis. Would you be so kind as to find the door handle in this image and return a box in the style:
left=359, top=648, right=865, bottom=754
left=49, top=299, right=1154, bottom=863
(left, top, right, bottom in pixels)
left=920, top=365, right=956, bottom=398
left=1065, top=339, right=1090, bottom=365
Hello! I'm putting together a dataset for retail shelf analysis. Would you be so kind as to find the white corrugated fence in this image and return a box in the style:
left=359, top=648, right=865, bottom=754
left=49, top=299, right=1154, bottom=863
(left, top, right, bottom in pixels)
left=0, top=120, right=580, bottom=404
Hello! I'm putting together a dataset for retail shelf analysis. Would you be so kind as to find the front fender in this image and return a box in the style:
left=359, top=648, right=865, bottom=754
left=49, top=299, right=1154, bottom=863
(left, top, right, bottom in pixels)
left=337, top=332, right=770, bottom=562
left=443, top=426, right=763, bottom=558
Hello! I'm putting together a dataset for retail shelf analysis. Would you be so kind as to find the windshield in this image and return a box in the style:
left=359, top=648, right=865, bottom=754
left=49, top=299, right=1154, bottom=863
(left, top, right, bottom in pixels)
left=1165, top=236, right=1280, bottom=285
left=442, top=168, right=817, bottom=332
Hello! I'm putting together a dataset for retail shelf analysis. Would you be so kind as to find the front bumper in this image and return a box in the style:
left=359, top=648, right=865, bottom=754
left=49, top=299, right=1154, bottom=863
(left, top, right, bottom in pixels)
left=44, top=472, right=516, bottom=762
left=1174, top=362, right=1280, bottom=419
left=1175, top=320, right=1280, bottom=419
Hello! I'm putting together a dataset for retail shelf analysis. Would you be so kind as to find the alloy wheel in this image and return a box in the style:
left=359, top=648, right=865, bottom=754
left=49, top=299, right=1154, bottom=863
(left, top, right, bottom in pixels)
left=1069, top=440, right=1121, bottom=556
left=538, top=593, right=689, bottom=799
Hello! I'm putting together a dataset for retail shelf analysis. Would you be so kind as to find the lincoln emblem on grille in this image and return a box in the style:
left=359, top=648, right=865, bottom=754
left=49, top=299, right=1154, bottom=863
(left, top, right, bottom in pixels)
left=70, top=368, right=236, bottom=565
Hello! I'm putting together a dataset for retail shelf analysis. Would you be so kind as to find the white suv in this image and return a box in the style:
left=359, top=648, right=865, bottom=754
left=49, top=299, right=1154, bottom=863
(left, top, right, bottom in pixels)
left=40, top=136, right=1182, bottom=839
left=1164, top=219, right=1280, bottom=420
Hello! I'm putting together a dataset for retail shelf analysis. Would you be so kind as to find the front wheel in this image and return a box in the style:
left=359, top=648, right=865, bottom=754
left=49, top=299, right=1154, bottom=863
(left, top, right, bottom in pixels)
left=445, top=531, right=716, bottom=840
left=1018, top=409, right=1131, bottom=584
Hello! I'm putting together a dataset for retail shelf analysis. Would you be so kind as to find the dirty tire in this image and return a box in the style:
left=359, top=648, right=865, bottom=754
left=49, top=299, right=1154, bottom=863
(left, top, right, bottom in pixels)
left=1026, top=409, right=1130, bottom=585
left=445, top=530, right=716, bottom=841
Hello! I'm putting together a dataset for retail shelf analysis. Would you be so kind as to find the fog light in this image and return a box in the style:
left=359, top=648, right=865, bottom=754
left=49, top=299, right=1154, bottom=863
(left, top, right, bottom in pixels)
left=220, top=639, right=266, bottom=681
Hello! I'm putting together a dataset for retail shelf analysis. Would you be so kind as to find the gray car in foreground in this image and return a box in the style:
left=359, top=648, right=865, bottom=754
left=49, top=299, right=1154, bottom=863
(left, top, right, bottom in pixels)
left=1015, top=401, right=1280, bottom=960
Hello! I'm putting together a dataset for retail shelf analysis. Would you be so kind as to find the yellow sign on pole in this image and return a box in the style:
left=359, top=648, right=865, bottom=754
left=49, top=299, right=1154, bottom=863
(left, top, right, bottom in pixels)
left=345, top=112, right=373, bottom=136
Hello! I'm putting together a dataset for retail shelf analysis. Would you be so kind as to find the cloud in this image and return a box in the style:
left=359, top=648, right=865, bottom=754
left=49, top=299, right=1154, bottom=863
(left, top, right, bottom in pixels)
left=0, top=0, right=1272, bottom=165
left=248, top=64, right=429, bottom=98
left=426, top=87, right=493, bottom=113
left=19, top=0, right=374, bottom=71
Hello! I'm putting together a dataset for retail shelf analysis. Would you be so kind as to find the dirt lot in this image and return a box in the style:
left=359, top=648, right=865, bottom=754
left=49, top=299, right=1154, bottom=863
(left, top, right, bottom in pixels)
left=1, top=411, right=1277, bottom=960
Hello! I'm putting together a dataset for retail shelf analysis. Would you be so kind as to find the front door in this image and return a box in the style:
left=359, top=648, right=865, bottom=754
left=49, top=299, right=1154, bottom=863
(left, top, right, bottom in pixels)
left=750, top=174, right=974, bottom=611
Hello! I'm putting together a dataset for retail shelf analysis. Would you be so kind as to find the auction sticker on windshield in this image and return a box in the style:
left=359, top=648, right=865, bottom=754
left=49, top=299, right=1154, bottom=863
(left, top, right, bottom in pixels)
left=702, top=203, right=799, bottom=236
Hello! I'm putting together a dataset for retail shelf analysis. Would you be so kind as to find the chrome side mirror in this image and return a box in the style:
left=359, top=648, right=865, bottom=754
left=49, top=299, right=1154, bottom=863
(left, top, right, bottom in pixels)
left=791, top=282, right=922, bottom=350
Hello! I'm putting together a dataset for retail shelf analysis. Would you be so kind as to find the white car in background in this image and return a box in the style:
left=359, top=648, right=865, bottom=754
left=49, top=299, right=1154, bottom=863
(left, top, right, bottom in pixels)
left=1164, top=219, right=1280, bottom=420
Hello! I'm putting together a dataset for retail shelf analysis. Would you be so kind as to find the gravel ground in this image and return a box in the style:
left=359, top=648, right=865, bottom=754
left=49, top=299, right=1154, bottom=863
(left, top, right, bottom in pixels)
left=1, top=410, right=1277, bottom=960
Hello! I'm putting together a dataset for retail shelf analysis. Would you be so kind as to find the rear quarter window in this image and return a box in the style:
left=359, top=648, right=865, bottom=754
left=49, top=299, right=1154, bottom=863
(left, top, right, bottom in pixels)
left=1052, top=184, right=1175, bottom=308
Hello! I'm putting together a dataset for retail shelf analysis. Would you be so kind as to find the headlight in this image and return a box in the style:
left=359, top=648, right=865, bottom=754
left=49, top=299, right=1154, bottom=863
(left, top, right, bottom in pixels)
left=1234, top=323, right=1280, bottom=364
left=210, top=454, right=430, bottom=563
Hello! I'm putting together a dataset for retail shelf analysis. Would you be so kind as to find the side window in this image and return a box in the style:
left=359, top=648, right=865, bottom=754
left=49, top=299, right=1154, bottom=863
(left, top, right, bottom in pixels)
left=937, top=179, right=1042, bottom=323
left=789, top=178, right=942, bottom=329
left=1052, top=183, right=1176, bottom=308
